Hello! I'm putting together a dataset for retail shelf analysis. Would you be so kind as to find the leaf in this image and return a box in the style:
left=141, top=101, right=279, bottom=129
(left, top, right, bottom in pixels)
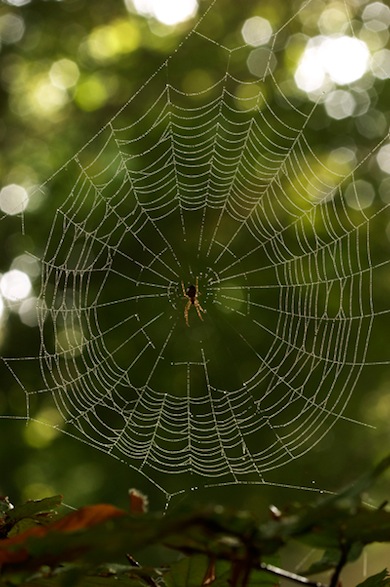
left=248, top=568, right=280, bottom=586
left=260, top=455, right=390, bottom=551
left=52, top=503, right=125, bottom=533
left=0, top=497, right=14, bottom=538
left=356, top=569, right=390, bottom=587
left=165, top=555, right=220, bottom=587
left=129, top=489, right=149, bottom=515
left=285, top=503, right=390, bottom=551
left=0, top=504, right=125, bottom=566
left=0, top=496, right=14, bottom=520
left=303, top=543, right=363, bottom=575
left=0, top=495, right=62, bottom=540
left=0, top=458, right=389, bottom=587
left=7, top=495, right=63, bottom=526
left=24, top=563, right=157, bottom=587
left=165, top=554, right=279, bottom=587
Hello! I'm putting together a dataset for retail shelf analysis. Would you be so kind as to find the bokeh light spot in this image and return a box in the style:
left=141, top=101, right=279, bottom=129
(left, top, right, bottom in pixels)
left=22, top=483, right=57, bottom=502
left=86, top=20, right=140, bottom=62
left=129, top=0, right=198, bottom=26
left=356, top=109, right=387, bottom=139
left=50, top=59, right=80, bottom=90
left=0, top=270, right=32, bottom=301
left=56, top=327, right=84, bottom=357
left=295, top=36, right=370, bottom=94
left=19, top=298, right=38, bottom=327
left=12, top=254, right=40, bottom=278
left=241, top=16, right=273, bottom=47
left=34, top=81, right=68, bottom=114
left=0, top=13, right=25, bottom=44
left=24, top=408, right=62, bottom=448
left=371, top=49, right=390, bottom=79
left=318, top=7, right=348, bottom=35
left=379, top=177, right=390, bottom=203
left=74, top=75, right=113, bottom=111
left=295, top=40, right=326, bottom=92
left=324, top=90, right=355, bottom=120
left=0, top=184, right=29, bottom=215
left=247, top=48, right=276, bottom=78
left=182, top=69, right=215, bottom=94
left=2, top=0, right=30, bottom=5
left=362, top=2, right=390, bottom=25
left=327, top=146, right=356, bottom=174
left=344, top=179, right=375, bottom=210
left=377, top=144, right=390, bottom=174
left=234, top=83, right=263, bottom=111
left=322, top=37, right=370, bottom=84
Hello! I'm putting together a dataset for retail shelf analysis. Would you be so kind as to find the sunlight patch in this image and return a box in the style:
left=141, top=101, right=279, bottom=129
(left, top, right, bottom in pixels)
left=0, top=184, right=29, bottom=215
left=324, top=90, right=355, bottom=120
left=377, top=144, right=390, bottom=174
left=129, top=0, right=198, bottom=25
left=344, top=180, right=376, bottom=210
left=295, top=35, right=370, bottom=94
left=242, top=16, right=273, bottom=47
left=50, top=59, right=80, bottom=90
left=0, top=270, right=31, bottom=301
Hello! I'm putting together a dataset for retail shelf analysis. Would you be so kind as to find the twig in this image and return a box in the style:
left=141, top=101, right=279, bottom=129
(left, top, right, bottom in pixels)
left=329, top=543, right=350, bottom=587
left=126, top=554, right=160, bottom=587
left=259, top=562, right=327, bottom=587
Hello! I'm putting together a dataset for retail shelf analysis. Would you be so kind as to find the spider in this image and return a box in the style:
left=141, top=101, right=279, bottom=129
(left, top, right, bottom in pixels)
left=181, top=277, right=205, bottom=327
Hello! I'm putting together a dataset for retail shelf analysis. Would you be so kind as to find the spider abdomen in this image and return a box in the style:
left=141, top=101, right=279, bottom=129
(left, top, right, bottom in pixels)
left=186, top=284, right=196, bottom=300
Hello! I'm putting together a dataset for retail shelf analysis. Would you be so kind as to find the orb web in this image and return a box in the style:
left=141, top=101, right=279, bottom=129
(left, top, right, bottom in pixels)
left=2, top=0, right=389, bottom=500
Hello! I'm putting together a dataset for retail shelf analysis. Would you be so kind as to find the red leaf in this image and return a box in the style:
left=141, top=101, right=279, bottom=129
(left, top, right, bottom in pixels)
left=128, top=489, right=148, bottom=515
left=0, top=504, right=125, bottom=565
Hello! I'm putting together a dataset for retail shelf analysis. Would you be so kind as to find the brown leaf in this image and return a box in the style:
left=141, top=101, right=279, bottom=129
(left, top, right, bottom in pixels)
left=53, top=504, right=125, bottom=532
left=0, top=504, right=125, bottom=565
left=129, top=489, right=149, bottom=515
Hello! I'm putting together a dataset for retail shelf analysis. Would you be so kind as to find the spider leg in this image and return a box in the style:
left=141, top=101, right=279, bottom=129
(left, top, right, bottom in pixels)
left=184, top=300, right=191, bottom=327
left=181, top=281, right=187, bottom=297
left=194, top=299, right=205, bottom=321
left=196, top=277, right=201, bottom=298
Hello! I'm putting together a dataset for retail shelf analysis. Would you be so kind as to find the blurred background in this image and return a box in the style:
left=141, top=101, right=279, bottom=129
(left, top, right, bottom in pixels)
left=1, top=1, right=390, bottom=579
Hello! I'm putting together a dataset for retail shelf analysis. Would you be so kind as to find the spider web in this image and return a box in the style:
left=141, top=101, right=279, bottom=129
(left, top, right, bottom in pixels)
left=2, top=0, right=390, bottom=503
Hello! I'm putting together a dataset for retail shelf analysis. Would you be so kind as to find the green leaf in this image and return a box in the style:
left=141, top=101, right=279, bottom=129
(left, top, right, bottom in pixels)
left=164, top=554, right=278, bottom=587
left=1, top=458, right=390, bottom=587
left=8, top=495, right=62, bottom=527
left=246, top=566, right=280, bottom=586
left=0, top=497, right=14, bottom=537
left=164, top=555, right=223, bottom=587
left=265, top=456, right=390, bottom=551
left=303, top=543, right=363, bottom=575
left=356, top=569, right=390, bottom=587
left=14, top=563, right=161, bottom=587
left=0, top=497, right=14, bottom=520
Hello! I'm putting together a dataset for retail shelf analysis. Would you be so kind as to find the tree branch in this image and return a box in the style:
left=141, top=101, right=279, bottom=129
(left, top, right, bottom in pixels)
left=259, top=562, right=327, bottom=587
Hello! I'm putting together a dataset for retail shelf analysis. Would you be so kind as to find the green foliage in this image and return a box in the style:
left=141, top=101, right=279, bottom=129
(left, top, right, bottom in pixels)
left=1, top=458, right=390, bottom=586
left=0, top=0, right=389, bottom=513
left=356, top=570, right=390, bottom=587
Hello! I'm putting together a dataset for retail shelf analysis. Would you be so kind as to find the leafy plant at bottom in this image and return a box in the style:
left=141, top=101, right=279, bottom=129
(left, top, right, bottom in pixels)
left=1, top=457, right=390, bottom=586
